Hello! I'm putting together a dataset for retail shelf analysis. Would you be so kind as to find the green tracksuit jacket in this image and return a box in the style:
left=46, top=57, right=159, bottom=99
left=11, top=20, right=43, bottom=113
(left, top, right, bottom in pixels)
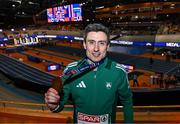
left=56, top=57, right=133, bottom=123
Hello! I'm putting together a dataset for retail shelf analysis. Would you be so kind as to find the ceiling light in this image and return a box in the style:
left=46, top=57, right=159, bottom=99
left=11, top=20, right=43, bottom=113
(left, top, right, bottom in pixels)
left=153, top=16, right=157, bottom=19
left=11, top=0, right=22, bottom=4
left=135, top=15, right=138, bottom=19
left=28, top=1, right=39, bottom=5
left=116, top=5, right=120, bottom=8
left=96, top=6, right=104, bottom=9
left=28, top=1, right=34, bottom=4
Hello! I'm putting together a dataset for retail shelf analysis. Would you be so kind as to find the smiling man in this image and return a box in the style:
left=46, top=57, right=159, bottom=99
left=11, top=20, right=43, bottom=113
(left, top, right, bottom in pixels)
left=45, top=23, right=134, bottom=123
left=84, top=30, right=109, bottom=62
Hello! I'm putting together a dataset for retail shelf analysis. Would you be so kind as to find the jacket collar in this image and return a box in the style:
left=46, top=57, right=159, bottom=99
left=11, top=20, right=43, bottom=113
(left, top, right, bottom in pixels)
left=84, top=57, right=109, bottom=70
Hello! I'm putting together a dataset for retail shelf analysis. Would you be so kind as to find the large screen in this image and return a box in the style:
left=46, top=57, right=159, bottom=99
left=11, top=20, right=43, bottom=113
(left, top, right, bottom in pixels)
left=47, top=3, right=82, bottom=23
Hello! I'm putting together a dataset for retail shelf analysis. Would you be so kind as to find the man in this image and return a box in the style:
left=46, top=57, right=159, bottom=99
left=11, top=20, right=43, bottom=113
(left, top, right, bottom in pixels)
left=133, top=74, right=139, bottom=87
left=45, top=23, right=133, bottom=123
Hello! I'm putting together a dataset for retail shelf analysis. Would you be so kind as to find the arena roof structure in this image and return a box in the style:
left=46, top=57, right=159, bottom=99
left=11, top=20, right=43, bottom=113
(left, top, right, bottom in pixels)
left=0, top=0, right=179, bottom=27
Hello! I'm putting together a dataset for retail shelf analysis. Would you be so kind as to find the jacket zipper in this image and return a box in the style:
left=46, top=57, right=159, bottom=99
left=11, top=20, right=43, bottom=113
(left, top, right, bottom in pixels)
left=93, top=70, right=97, bottom=106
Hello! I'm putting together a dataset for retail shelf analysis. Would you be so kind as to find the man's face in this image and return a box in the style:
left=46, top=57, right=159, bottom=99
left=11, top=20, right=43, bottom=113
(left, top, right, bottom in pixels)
left=83, top=31, right=109, bottom=62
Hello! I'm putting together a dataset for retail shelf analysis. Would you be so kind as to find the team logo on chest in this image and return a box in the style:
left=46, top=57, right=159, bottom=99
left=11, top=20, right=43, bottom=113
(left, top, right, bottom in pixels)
left=106, top=82, right=112, bottom=89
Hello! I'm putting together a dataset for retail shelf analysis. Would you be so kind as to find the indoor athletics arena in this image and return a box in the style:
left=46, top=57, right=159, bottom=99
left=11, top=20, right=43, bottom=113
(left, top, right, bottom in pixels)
left=0, top=0, right=180, bottom=123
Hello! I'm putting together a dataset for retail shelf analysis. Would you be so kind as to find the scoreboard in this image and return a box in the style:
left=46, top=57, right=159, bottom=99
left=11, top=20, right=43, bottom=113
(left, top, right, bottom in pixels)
left=14, top=37, right=39, bottom=45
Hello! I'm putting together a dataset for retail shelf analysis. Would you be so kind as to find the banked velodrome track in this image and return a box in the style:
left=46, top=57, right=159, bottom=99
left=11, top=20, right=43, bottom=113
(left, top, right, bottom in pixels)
left=1, top=51, right=180, bottom=106
left=0, top=54, right=55, bottom=89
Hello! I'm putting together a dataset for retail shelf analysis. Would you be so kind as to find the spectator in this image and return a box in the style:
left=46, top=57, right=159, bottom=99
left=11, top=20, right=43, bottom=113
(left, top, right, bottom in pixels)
left=133, top=74, right=139, bottom=87
left=149, top=57, right=154, bottom=67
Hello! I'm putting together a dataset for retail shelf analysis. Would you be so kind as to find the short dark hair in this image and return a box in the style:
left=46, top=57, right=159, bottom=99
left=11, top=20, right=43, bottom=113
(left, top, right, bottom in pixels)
left=83, top=23, right=110, bottom=44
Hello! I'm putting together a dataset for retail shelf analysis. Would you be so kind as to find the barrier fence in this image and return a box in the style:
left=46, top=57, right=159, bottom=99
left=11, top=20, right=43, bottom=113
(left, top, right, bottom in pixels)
left=0, top=100, right=180, bottom=123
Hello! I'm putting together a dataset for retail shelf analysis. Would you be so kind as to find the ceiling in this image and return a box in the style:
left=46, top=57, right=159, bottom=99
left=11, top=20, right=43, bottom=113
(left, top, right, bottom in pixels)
left=0, top=0, right=179, bottom=28
left=0, top=0, right=42, bottom=27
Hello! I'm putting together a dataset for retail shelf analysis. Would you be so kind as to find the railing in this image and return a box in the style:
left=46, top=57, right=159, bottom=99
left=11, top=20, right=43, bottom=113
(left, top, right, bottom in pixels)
left=1, top=100, right=180, bottom=112
left=0, top=101, right=73, bottom=123
left=0, top=101, right=180, bottom=123
left=0, top=101, right=48, bottom=111
left=0, top=101, right=73, bottom=111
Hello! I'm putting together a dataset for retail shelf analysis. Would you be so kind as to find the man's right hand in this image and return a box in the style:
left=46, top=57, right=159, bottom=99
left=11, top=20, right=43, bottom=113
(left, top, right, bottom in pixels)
left=45, top=88, right=60, bottom=111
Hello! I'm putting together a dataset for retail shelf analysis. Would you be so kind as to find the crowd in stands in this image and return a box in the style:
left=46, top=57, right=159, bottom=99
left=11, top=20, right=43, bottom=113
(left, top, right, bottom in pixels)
left=1, top=19, right=180, bottom=37
left=109, top=21, right=180, bottom=35
left=110, top=27, right=157, bottom=35
left=158, top=22, right=180, bottom=34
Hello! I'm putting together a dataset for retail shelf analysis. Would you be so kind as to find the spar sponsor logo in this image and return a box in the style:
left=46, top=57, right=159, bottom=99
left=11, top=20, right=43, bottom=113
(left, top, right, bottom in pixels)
left=78, top=112, right=100, bottom=123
